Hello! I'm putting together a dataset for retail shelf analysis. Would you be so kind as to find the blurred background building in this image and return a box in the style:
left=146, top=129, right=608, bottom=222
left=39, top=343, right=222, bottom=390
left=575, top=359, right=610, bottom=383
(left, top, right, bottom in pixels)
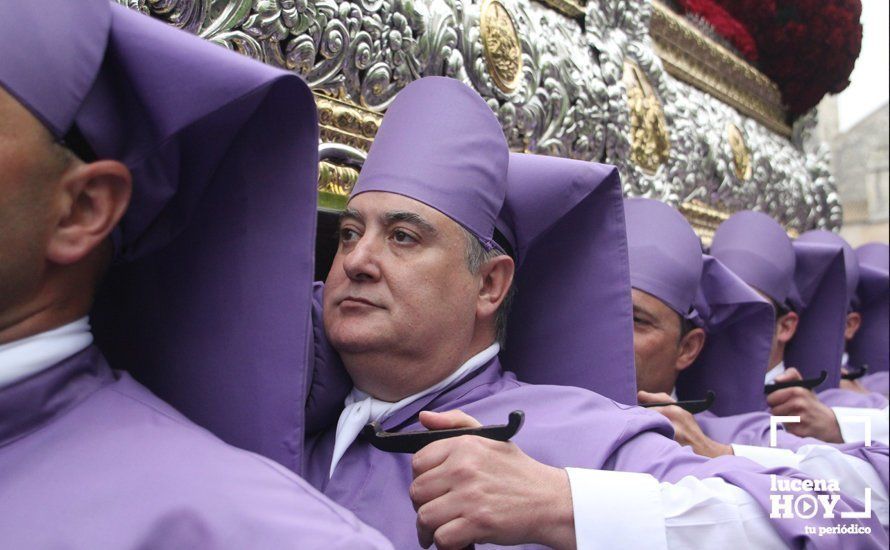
left=836, top=102, right=889, bottom=245
left=819, top=0, right=889, bottom=246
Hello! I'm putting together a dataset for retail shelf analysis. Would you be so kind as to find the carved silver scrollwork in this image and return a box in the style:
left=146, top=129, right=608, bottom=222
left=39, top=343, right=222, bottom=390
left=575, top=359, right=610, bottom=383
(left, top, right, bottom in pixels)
left=119, top=0, right=840, bottom=230
left=121, top=0, right=210, bottom=33
left=584, top=0, right=837, bottom=230
left=457, top=0, right=607, bottom=158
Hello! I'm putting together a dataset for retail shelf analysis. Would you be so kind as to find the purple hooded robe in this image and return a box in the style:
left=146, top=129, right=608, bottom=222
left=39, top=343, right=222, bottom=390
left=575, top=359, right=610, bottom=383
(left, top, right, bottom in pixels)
left=305, top=78, right=886, bottom=548
left=623, top=198, right=774, bottom=415
left=620, top=201, right=889, bottom=491
left=0, top=347, right=389, bottom=548
left=0, top=1, right=391, bottom=547
left=710, top=214, right=884, bottom=407
left=846, top=241, right=888, bottom=399
left=797, top=231, right=888, bottom=409
left=852, top=243, right=890, bottom=396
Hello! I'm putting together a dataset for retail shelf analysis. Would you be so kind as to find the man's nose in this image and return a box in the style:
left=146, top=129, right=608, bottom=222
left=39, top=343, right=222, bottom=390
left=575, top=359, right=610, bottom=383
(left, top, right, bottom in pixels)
left=342, top=234, right=382, bottom=282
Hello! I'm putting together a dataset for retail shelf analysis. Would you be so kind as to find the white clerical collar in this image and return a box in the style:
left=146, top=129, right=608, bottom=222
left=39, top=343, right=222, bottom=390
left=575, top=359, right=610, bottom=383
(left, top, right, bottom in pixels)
left=669, top=388, right=678, bottom=401
left=764, top=361, right=786, bottom=384
left=0, top=317, right=93, bottom=390
left=841, top=352, right=849, bottom=367
left=329, top=343, right=500, bottom=477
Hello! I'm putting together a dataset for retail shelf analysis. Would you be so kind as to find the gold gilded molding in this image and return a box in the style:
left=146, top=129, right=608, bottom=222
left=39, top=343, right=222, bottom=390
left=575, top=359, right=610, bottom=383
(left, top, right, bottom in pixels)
left=531, top=0, right=585, bottom=19
left=726, top=123, right=752, bottom=181
left=624, top=60, right=670, bottom=174
left=680, top=202, right=799, bottom=245
left=649, top=0, right=792, bottom=137
left=480, top=0, right=523, bottom=93
left=315, top=92, right=382, bottom=153
left=318, top=161, right=359, bottom=196
left=679, top=200, right=729, bottom=246
left=317, top=161, right=360, bottom=210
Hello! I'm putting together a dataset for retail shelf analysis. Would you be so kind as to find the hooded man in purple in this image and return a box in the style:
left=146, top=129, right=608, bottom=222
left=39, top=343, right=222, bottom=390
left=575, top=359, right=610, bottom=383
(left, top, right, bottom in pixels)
left=709, top=211, right=888, bottom=446
left=792, top=231, right=890, bottom=446
left=797, top=231, right=888, bottom=405
left=847, top=243, right=890, bottom=397
left=0, top=1, right=391, bottom=548
left=305, top=76, right=885, bottom=549
left=615, top=199, right=888, bottom=525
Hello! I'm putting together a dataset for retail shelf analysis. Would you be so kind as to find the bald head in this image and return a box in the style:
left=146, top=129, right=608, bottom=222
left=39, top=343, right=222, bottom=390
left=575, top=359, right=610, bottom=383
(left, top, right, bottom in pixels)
left=0, top=86, right=131, bottom=344
left=0, top=87, right=67, bottom=321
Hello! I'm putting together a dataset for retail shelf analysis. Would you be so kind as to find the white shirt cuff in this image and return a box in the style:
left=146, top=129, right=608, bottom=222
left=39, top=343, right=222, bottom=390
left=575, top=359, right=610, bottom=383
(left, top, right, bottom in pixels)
left=731, top=444, right=802, bottom=469
left=832, top=406, right=890, bottom=445
left=566, top=468, right=667, bottom=550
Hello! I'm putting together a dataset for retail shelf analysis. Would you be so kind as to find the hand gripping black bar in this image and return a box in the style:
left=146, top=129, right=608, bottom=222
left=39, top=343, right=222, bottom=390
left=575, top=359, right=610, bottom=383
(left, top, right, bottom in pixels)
left=841, top=364, right=869, bottom=381
left=764, top=370, right=828, bottom=395
left=641, top=390, right=716, bottom=414
left=361, top=410, right=525, bottom=454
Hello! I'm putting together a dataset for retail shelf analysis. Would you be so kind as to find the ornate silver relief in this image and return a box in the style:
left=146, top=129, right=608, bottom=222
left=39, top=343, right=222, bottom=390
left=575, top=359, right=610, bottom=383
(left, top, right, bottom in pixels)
left=584, top=0, right=837, bottom=230
left=118, top=0, right=839, bottom=230
left=118, top=0, right=607, bottom=158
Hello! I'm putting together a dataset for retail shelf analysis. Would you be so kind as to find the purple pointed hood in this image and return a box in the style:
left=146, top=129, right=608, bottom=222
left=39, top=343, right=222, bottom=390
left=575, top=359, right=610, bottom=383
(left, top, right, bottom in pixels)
left=711, top=212, right=846, bottom=390
left=785, top=240, right=848, bottom=389
left=623, top=201, right=773, bottom=415
left=849, top=243, right=890, bottom=374
left=496, top=154, right=636, bottom=404
left=798, top=230, right=860, bottom=310
left=677, top=256, right=774, bottom=415
left=0, top=0, right=110, bottom=138
left=351, top=77, right=508, bottom=251
left=0, top=1, right=319, bottom=473
left=710, top=211, right=796, bottom=307
left=858, top=242, right=890, bottom=272
left=624, top=198, right=703, bottom=316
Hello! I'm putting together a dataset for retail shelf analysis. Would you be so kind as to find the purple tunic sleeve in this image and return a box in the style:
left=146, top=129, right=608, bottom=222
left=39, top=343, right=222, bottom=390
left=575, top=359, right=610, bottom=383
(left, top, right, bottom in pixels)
left=0, top=349, right=392, bottom=550
left=308, top=360, right=887, bottom=548
left=605, top=416, right=887, bottom=548
left=860, top=372, right=890, bottom=398
left=696, top=410, right=890, bottom=491
left=819, top=387, right=890, bottom=409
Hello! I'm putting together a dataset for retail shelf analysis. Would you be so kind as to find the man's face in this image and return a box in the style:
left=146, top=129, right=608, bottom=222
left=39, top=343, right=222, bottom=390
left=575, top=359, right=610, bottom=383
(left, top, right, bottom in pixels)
left=323, top=191, right=480, bottom=397
left=632, top=288, right=685, bottom=394
left=748, top=288, right=797, bottom=370
left=0, top=87, right=63, bottom=321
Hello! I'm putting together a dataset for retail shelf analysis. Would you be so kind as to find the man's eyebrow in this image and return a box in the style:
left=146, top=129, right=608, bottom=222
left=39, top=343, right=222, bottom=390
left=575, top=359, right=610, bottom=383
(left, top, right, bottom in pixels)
left=339, top=207, right=364, bottom=225
left=632, top=305, right=651, bottom=318
left=382, top=210, right=438, bottom=235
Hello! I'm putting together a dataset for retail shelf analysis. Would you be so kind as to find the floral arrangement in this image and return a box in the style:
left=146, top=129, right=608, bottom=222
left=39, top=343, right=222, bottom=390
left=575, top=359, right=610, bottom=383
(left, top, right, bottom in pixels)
left=674, top=0, right=759, bottom=62
left=674, top=0, right=863, bottom=117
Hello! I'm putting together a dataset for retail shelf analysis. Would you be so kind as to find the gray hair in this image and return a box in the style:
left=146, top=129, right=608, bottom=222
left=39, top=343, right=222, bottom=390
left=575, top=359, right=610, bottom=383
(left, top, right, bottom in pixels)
left=462, top=228, right=515, bottom=346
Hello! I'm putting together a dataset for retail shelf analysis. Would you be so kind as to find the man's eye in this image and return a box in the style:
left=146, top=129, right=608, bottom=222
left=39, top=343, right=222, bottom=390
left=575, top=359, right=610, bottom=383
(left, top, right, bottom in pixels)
left=339, top=228, right=359, bottom=242
left=392, top=229, right=417, bottom=244
left=633, top=316, right=647, bottom=325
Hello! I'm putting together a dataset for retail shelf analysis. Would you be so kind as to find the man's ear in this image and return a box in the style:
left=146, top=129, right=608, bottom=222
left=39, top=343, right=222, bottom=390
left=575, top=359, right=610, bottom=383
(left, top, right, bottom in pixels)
left=844, top=311, right=862, bottom=341
left=776, top=311, right=799, bottom=345
left=676, top=327, right=706, bottom=372
left=46, top=160, right=132, bottom=265
left=476, top=255, right=515, bottom=320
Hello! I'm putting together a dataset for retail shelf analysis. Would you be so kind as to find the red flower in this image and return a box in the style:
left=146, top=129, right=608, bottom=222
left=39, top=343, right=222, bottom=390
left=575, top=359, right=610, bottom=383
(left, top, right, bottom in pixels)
left=675, top=0, right=760, bottom=62
left=676, top=0, right=863, bottom=118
